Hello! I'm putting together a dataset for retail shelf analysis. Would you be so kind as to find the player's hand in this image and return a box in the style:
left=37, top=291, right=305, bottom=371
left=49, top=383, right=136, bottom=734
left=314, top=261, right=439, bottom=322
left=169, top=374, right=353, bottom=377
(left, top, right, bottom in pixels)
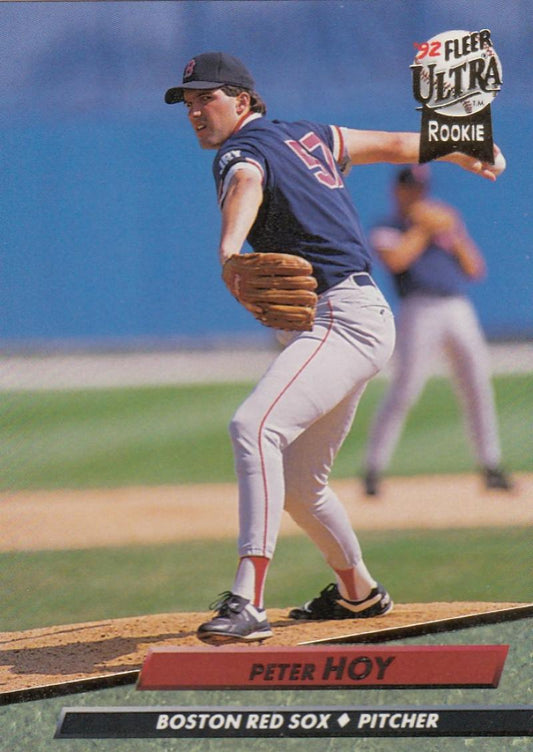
left=442, top=145, right=505, bottom=181
left=408, top=200, right=458, bottom=234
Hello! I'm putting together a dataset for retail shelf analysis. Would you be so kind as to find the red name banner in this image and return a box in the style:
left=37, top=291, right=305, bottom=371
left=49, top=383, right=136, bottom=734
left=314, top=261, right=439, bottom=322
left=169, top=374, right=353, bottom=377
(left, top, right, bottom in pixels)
left=137, top=645, right=508, bottom=690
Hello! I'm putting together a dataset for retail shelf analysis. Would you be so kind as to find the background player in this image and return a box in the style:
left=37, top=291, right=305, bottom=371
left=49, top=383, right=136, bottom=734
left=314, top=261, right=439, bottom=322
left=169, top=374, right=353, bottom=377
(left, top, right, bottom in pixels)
left=165, top=51, right=506, bottom=644
left=362, top=165, right=513, bottom=496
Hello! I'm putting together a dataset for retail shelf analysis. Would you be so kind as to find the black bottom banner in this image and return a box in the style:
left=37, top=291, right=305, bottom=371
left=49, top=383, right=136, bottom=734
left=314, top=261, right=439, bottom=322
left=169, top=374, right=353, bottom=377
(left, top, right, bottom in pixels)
left=55, top=705, right=532, bottom=739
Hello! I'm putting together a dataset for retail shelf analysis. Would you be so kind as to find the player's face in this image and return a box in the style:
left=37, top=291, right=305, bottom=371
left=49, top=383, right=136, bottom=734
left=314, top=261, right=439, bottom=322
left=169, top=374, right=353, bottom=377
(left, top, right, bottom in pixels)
left=184, top=89, right=243, bottom=149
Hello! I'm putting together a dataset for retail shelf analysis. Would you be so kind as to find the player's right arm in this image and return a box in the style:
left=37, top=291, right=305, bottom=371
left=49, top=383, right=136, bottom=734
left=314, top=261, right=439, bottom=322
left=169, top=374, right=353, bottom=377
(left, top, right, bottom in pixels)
left=370, top=222, right=431, bottom=273
left=218, top=167, right=264, bottom=265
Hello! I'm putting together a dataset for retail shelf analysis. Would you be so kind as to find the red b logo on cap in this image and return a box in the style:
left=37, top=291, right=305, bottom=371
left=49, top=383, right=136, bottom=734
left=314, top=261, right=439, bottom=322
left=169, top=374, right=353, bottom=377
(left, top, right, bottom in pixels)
left=184, top=59, right=196, bottom=80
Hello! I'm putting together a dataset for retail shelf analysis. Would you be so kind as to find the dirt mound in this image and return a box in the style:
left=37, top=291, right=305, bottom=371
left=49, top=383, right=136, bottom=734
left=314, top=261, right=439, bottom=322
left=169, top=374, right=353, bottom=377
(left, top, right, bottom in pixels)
left=2, top=602, right=530, bottom=699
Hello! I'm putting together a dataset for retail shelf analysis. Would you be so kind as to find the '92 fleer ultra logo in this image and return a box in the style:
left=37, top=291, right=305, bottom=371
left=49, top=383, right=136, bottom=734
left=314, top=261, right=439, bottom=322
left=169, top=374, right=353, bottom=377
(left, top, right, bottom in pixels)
left=411, top=29, right=502, bottom=163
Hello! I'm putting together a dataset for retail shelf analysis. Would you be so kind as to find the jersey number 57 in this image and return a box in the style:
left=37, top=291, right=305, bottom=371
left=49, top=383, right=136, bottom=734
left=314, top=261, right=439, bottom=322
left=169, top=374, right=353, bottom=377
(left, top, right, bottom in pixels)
left=285, top=132, right=343, bottom=189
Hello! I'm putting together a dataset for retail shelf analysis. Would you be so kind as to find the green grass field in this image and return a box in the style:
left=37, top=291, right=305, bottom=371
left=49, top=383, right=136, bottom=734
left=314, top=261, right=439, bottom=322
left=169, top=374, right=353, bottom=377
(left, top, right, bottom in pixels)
left=2, top=527, right=532, bottom=632
left=1, top=374, right=532, bottom=752
left=1, top=373, right=531, bottom=490
left=1, top=373, right=531, bottom=632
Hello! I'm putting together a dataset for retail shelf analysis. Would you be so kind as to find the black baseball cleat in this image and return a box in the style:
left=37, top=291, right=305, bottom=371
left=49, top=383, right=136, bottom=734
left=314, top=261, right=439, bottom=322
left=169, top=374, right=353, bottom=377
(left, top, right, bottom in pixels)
left=289, top=582, right=393, bottom=620
left=197, top=592, right=273, bottom=645
left=363, top=470, right=381, bottom=497
left=483, top=466, right=514, bottom=491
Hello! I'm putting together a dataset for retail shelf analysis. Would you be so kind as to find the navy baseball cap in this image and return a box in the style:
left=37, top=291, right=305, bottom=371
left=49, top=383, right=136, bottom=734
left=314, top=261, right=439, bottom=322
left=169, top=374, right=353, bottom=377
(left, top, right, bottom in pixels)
left=165, top=52, right=255, bottom=104
left=396, top=165, right=430, bottom=186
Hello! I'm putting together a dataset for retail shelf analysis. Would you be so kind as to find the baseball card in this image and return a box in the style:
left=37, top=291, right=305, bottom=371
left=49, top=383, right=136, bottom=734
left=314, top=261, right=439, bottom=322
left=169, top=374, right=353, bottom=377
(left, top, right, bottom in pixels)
left=0, top=2, right=531, bottom=751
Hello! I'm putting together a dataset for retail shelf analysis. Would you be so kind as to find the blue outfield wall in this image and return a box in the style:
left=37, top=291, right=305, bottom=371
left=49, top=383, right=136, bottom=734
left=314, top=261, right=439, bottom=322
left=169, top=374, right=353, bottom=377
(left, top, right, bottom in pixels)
left=1, top=1, right=531, bottom=348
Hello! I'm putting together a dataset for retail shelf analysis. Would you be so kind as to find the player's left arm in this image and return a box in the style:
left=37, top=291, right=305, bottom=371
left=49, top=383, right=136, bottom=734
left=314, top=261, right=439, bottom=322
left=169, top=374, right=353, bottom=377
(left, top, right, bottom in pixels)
left=218, top=167, right=264, bottom=265
left=341, top=128, right=503, bottom=181
left=444, top=217, right=487, bottom=280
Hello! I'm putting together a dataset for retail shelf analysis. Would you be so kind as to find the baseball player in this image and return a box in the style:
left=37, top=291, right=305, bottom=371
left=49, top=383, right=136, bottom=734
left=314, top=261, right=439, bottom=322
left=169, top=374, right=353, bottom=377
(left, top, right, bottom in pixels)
left=165, top=51, right=505, bottom=644
left=362, top=166, right=513, bottom=496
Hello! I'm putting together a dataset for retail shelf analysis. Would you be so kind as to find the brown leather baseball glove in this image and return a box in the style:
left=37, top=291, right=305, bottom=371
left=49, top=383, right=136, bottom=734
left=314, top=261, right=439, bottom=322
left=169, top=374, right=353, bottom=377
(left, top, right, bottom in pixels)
left=222, top=252, right=318, bottom=331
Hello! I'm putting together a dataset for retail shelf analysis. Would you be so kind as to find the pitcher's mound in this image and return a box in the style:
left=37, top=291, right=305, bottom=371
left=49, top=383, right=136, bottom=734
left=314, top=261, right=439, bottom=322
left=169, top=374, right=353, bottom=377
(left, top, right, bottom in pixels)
left=1, top=601, right=531, bottom=703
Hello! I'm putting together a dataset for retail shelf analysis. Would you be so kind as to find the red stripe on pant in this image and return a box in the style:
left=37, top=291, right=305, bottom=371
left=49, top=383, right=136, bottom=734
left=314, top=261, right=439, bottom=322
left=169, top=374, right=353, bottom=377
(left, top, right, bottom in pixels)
left=256, top=301, right=335, bottom=554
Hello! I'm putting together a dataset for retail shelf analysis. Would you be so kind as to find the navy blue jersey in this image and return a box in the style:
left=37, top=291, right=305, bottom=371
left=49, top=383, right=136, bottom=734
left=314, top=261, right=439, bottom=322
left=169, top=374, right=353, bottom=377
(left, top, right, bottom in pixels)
left=370, top=215, right=469, bottom=298
left=213, top=115, right=372, bottom=294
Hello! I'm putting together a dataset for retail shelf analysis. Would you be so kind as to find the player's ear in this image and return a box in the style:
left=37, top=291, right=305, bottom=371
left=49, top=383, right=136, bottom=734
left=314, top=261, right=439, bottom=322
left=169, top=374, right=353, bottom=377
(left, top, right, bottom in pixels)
left=235, top=90, right=251, bottom=114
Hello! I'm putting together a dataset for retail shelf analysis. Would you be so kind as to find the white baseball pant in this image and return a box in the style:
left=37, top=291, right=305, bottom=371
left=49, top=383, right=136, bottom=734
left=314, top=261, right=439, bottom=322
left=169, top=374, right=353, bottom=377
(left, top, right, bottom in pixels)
left=365, top=293, right=502, bottom=473
left=229, top=275, right=395, bottom=571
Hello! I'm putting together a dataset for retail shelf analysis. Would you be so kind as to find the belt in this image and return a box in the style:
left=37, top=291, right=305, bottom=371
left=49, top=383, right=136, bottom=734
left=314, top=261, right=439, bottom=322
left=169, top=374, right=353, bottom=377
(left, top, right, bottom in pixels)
left=352, top=273, right=375, bottom=288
